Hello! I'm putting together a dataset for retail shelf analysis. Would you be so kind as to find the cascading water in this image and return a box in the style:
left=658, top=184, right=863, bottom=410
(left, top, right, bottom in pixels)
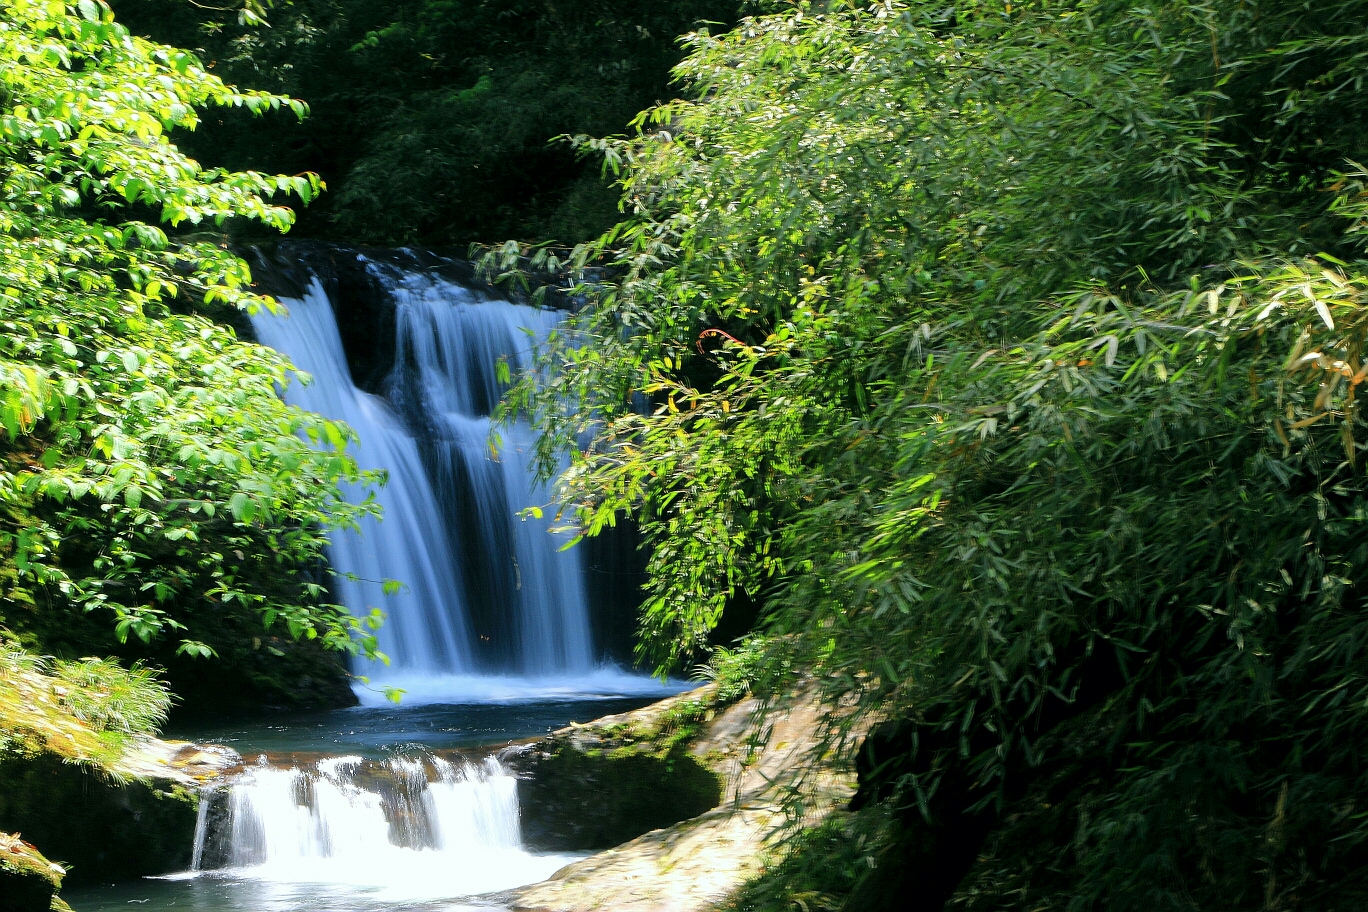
left=384, top=273, right=592, bottom=674
left=249, top=263, right=672, bottom=704
left=250, top=280, right=476, bottom=676
left=65, top=253, right=692, bottom=912
left=188, top=754, right=575, bottom=903
left=108, top=254, right=696, bottom=910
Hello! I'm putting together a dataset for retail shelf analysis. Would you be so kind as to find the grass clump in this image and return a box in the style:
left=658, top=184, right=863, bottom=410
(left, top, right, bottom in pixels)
left=698, top=637, right=784, bottom=704
left=0, top=641, right=170, bottom=772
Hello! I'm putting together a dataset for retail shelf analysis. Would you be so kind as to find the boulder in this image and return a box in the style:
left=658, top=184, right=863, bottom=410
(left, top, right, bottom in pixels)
left=505, top=681, right=856, bottom=912
left=502, top=687, right=727, bottom=851
left=0, top=739, right=239, bottom=889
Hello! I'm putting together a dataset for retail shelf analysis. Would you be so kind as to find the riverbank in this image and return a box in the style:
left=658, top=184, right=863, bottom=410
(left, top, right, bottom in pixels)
left=504, top=680, right=855, bottom=912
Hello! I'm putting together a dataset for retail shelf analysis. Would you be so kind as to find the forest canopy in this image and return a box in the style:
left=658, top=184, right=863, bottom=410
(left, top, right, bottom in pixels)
left=109, top=0, right=741, bottom=246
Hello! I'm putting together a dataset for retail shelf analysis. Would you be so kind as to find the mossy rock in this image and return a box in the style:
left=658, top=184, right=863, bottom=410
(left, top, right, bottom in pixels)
left=0, top=755, right=197, bottom=888
left=514, top=742, right=722, bottom=852
left=502, top=685, right=745, bottom=852
left=0, top=833, right=62, bottom=912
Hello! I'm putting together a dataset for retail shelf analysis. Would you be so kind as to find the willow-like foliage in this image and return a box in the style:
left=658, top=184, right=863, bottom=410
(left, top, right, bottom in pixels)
left=493, top=0, right=1368, bottom=906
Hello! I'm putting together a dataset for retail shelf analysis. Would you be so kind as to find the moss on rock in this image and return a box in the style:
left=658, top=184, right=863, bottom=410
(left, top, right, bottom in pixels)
left=0, top=753, right=199, bottom=888
left=0, top=832, right=63, bottom=912
left=502, top=685, right=736, bottom=852
left=516, top=741, right=722, bottom=851
left=507, top=681, right=857, bottom=912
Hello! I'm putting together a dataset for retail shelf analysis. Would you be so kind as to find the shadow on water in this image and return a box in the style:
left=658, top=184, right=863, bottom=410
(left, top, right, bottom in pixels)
left=165, top=695, right=671, bottom=760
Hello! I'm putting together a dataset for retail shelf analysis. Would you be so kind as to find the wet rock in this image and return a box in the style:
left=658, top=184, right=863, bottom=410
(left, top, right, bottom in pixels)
left=510, top=743, right=721, bottom=852
left=0, top=739, right=240, bottom=888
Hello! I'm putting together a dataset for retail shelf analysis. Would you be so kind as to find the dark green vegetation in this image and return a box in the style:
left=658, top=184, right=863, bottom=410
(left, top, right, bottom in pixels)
left=110, top=0, right=740, bottom=247
left=491, top=0, right=1368, bottom=908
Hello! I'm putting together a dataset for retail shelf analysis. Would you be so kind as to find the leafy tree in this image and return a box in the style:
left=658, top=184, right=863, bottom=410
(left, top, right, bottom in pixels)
left=0, top=0, right=383, bottom=665
left=493, top=0, right=1368, bottom=907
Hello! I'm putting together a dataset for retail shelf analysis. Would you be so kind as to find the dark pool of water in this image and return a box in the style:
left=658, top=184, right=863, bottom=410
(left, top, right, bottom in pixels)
left=164, top=695, right=664, bottom=760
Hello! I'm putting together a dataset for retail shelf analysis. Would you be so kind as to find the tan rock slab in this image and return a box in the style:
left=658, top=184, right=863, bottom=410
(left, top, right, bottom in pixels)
left=510, top=686, right=855, bottom=912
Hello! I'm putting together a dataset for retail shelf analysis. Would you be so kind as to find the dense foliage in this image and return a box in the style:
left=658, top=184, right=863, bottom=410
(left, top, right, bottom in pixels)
left=110, top=0, right=740, bottom=246
left=0, top=0, right=382, bottom=667
left=494, top=0, right=1368, bottom=907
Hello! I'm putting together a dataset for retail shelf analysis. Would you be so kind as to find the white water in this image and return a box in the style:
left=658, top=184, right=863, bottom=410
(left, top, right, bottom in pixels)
left=251, top=282, right=475, bottom=675
left=247, top=269, right=681, bottom=703
left=385, top=271, right=593, bottom=673
left=224, top=261, right=688, bottom=904
left=191, top=755, right=575, bottom=902
left=350, top=667, right=691, bottom=708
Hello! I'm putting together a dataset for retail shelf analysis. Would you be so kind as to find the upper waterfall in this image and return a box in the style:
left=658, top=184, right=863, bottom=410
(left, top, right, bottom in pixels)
left=385, top=272, right=593, bottom=673
left=249, top=258, right=635, bottom=702
left=251, top=280, right=478, bottom=675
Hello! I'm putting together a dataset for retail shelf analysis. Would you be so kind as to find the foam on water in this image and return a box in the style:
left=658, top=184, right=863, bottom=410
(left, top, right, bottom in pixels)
left=352, top=667, right=692, bottom=707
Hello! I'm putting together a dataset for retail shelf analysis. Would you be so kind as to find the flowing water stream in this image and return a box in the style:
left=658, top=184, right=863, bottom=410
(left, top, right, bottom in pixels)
left=67, top=695, right=669, bottom=912
left=65, top=256, right=684, bottom=910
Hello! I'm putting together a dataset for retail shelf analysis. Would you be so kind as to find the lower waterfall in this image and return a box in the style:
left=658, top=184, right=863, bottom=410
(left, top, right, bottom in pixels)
left=188, top=754, right=576, bottom=902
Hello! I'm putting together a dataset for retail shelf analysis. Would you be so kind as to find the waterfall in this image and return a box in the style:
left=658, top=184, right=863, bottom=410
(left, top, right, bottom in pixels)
left=250, top=265, right=631, bottom=702
left=384, top=272, right=592, bottom=673
left=191, top=755, right=574, bottom=901
left=250, top=283, right=475, bottom=675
